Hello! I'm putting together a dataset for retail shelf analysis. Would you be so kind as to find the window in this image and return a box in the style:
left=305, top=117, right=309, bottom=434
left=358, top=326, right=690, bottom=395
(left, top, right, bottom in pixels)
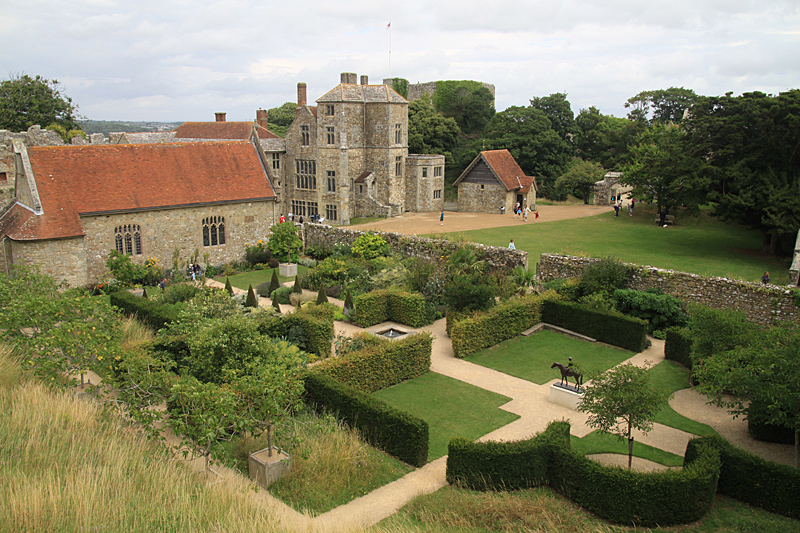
left=480, top=184, right=485, bottom=190
left=326, top=171, right=336, bottom=192
left=358, top=184, right=364, bottom=193
left=307, top=202, right=319, bottom=218
left=114, top=224, right=142, bottom=255
left=295, top=160, right=316, bottom=190
left=300, top=125, right=310, bottom=146
left=326, top=204, right=338, bottom=221
left=422, top=167, right=428, bottom=178
left=326, top=104, right=334, bottom=116
left=395, top=123, right=402, bottom=144
left=395, top=156, right=402, bottom=176
left=326, top=126, right=335, bottom=145
left=202, top=216, right=226, bottom=247
left=290, top=201, right=319, bottom=219
left=433, top=190, right=441, bottom=199
left=272, top=153, right=280, bottom=170
left=434, top=166, right=443, bottom=177
left=0, top=172, right=7, bottom=182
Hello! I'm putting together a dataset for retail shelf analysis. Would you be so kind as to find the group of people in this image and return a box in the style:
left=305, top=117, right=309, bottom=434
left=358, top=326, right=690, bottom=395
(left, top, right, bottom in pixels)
left=612, top=195, right=635, bottom=217
left=511, top=202, right=538, bottom=222
left=187, top=262, right=202, bottom=281
left=280, top=212, right=319, bottom=224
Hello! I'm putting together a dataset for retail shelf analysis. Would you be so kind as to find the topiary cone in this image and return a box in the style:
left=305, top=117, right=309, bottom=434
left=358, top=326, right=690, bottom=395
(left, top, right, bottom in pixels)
left=292, top=275, right=302, bottom=294
left=245, top=284, right=258, bottom=308
left=316, top=282, right=329, bottom=304
left=343, top=287, right=354, bottom=314
left=269, top=268, right=280, bottom=295
left=142, top=287, right=148, bottom=299
left=224, top=277, right=233, bottom=296
left=271, top=290, right=281, bottom=312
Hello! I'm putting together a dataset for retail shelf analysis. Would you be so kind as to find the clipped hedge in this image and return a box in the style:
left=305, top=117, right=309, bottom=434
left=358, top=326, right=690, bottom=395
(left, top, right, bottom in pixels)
left=541, top=299, right=647, bottom=352
left=664, top=327, right=694, bottom=369
left=303, top=372, right=428, bottom=467
left=258, top=304, right=334, bottom=357
left=447, top=422, right=720, bottom=527
left=109, top=290, right=182, bottom=331
left=684, top=435, right=800, bottom=518
left=450, top=292, right=554, bottom=358
left=312, top=332, right=432, bottom=393
left=352, top=288, right=429, bottom=328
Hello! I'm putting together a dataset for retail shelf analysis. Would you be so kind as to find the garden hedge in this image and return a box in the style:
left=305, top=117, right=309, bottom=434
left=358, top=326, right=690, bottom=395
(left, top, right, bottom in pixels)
left=684, top=435, right=800, bottom=519
left=311, top=332, right=432, bottom=393
left=258, top=304, right=334, bottom=358
left=302, top=372, right=429, bottom=467
left=109, top=291, right=181, bottom=331
left=541, top=299, right=647, bottom=352
left=351, top=288, right=429, bottom=328
left=449, top=292, right=554, bottom=358
left=447, top=421, right=720, bottom=527
left=664, top=327, right=694, bottom=369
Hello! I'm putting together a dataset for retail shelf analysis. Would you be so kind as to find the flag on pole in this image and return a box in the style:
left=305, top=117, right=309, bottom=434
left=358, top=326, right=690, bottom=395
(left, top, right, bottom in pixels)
left=387, top=22, right=391, bottom=29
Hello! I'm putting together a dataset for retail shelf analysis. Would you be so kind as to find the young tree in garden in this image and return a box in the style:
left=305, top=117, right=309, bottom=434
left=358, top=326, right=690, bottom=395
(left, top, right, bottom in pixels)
left=0, top=74, right=83, bottom=132
left=694, top=321, right=800, bottom=468
left=267, top=222, right=302, bottom=262
left=578, top=363, right=668, bottom=469
left=555, top=158, right=606, bottom=204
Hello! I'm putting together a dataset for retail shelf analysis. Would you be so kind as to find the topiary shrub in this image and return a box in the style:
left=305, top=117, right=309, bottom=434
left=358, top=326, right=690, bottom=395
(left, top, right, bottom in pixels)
left=224, top=277, right=233, bottom=296
left=142, top=287, right=148, bottom=299
left=343, top=288, right=354, bottom=316
left=269, top=268, right=281, bottom=295
left=271, top=290, right=281, bottom=312
left=245, top=284, right=258, bottom=308
left=316, top=282, right=329, bottom=304
left=270, top=286, right=292, bottom=304
left=292, top=275, right=302, bottom=294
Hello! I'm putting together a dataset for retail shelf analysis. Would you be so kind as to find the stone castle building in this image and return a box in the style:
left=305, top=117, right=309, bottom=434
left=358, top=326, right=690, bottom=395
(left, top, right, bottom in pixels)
left=454, top=150, right=537, bottom=214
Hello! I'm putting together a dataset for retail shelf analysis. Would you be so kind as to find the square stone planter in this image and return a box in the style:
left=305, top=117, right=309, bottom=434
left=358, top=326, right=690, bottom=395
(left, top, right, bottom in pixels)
left=279, top=263, right=297, bottom=278
left=248, top=446, right=292, bottom=488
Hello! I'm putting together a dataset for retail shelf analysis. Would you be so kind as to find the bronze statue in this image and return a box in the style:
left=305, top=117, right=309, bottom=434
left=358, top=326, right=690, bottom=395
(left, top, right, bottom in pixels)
left=551, top=359, right=583, bottom=391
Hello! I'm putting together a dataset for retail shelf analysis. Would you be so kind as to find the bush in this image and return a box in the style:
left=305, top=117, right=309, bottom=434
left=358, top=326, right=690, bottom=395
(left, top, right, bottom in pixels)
left=687, top=305, right=753, bottom=362
left=685, top=435, right=800, bottom=518
left=109, top=291, right=182, bottom=331
left=351, top=289, right=430, bottom=328
left=292, top=275, right=302, bottom=294
left=351, top=233, right=389, bottom=260
left=245, top=284, right=258, bottom=308
left=162, top=282, right=200, bottom=304
left=613, top=288, right=688, bottom=332
left=268, top=258, right=280, bottom=269
left=257, top=304, right=334, bottom=357
left=447, top=421, right=720, bottom=527
left=664, top=327, right=693, bottom=369
left=303, top=373, right=428, bottom=467
left=269, top=269, right=281, bottom=295
left=316, top=283, right=329, bottom=304
left=443, top=274, right=497, bottom=312
left=305, top=245, right=331, bottom=260
left=244, top=241, right=271, bottom=266
left=255, top=281, right=271, bottom=297
left=579, top=256, right=632, bottom=297
left=270, top=286, right=292, bottom=304
left=541, top=299, right=647, bottom=352
left=542, top=277, right=582, bottom=301
left=746, top=400, right=795, bottom=445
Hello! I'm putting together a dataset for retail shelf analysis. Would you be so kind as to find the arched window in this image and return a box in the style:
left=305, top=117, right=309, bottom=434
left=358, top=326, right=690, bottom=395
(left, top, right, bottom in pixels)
left=114, top=224, right=142, bottom=255
left=202, top=216, right=226, bottom=247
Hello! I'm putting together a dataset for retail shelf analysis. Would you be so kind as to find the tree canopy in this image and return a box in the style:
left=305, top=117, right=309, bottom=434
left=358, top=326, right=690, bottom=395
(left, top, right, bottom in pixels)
left=0, top=74, right=82, bottom=132
left=555, top=158, right=606, bottom=204
left=530, top=92, right=576, bottom=142
left=432, top=81, right=495, bottom=134
left=625, top=87, right=698, bottom=125
left=408, top=97, right=461, bottom=157
left=575, top=106, right=643, bottom=170
left=266, top=102, right=297, bottom=137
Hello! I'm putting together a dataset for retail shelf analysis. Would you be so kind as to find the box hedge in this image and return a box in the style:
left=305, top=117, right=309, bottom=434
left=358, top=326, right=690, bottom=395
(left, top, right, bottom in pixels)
left=258, top=304, right=334, bottom=358
left=311, top=332, right=432, bottom=393
left=541, top=299, right=647, bottom=352
left=352, top=288, right=429, bottom=328
left=302, top=372, right=428, bottom=467
left=685, top=435, right=800, bottom=518
left=447, top=421, right=720, bottom=527
left=109, top=290, right=182, bottom=331
left=664, top=327, right=694, bottom=369
left=450, top=292, right=554, bottom=358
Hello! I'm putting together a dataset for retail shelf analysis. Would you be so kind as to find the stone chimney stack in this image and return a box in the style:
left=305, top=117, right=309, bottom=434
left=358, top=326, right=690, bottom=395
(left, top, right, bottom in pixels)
left=360, top=75, right=369, bottom=85
left=256, top=109, right=268, bottom=129
left=297, top=83, right=307, bottom=107
left=215, top=112, right=226, bottom=122
left=341, top=72, right=357, bottom=84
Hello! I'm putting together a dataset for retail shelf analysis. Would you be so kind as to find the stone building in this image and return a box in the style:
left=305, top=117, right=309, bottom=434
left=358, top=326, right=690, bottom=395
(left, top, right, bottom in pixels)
left=0, top=140, right=277, bottom=286
left=282, top=73, right=444, bottom=224
left=593, top=171, right=631, bottom=206
left=453, top=149, right=537, bottom=214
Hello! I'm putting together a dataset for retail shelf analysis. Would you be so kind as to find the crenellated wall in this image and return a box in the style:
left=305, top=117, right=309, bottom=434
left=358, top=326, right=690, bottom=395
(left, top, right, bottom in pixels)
left=539, top=253, right=800, bottom=326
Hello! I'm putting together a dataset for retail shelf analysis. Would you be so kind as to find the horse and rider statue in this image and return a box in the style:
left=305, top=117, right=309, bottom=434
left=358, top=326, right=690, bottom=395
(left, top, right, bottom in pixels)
left=551, top=357, right=583, bottom=391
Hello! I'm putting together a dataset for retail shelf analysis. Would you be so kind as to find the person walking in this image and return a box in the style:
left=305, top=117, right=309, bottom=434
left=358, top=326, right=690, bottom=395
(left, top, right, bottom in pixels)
left=534, top=209, right=539, bottom=222
left=508, top=239, right=516, bottom=250
left=762, top=271, right=770, bottom=285
left=440, top=210, right=444, bottom=226
left=279, top=213, right=285, bottom=223
left=613, top=204, right=620, bottom=217
left=523, top=205, right=529, bottom=222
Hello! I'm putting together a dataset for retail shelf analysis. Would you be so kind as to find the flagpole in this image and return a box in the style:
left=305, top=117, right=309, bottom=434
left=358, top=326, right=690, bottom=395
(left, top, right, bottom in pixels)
left=387, top=21, right=392, bottom=79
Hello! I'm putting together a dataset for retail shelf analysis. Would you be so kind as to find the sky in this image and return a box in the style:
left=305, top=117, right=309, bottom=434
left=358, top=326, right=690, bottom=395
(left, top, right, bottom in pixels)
left=2, top=0, right=799, bottom=124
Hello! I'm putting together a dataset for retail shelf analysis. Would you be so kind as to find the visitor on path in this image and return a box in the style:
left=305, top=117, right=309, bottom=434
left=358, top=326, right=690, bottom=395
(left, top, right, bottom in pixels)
left=287, top=211, right=293, bottom=222
left=627, top=202, right=633, bottom=216
left=189, top=264, right=196, bottom=281
left=762, top=271, right=770, bottom=285
left=193, top=262, right=201, bottom=278
left=159, top=278, right=167, bottom=291
left=508, top=239, right=516, bottom=250
left=440, top=210, right=444, bottom=225
left=523, top=206, right=529, bottom=222
left=279, top=213, right=285, bottom=223
left=613, top=204, right=620, bottom=217
left=513, top=202, right=520, bottom=218
left=630, top=198, right=635, bottom=212
left=534, top=210, right=539, bottom=222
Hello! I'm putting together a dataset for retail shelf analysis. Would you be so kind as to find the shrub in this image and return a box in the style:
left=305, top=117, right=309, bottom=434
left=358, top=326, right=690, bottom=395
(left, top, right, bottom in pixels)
left=269, top=269, right=281, bottom=295
left=351, top=289, right=430, bottom=328
left=245, top=284, right=258, bottom=308
left=290, top=292, right=311, bottom=307
left=224, top=277, right=233, bottom=295
left=257, top=304, right=334, bottom=358
left=542, top=277, right=582, bottom=301
left=244, top=241, right=271, bottom=266
left=541, top=299, right=647, bottom=353
left=303, top=373, right=428, bottom=467
left=255, top=281, right=272, bottom=297
left=343, top=288, right=354, bottom=316
left=268, top=258, right=280, bottom=269
left=443, top=273, right=497, bottom=312
left=292, top=275, right=302, bottom=294
left=316, top=283, right=329, bottom=304
left=271, top=291, right=281, bottom=312
left=331, top=243, right=352, bottom=257
left=109, top=291, right=182, bottom=331
left=664, top=327, right=693, bottom=369
left=270, top=286, right=292, bottom=304
left=163, top=282, right=201, bottom=304
left=351, top=233, right=389, bottom=260
left=305, top=245, right=331, bottom=260
left=687, top=304, right=753, bottom=362
left=579, top=256, right=632, bottom=296
left=613, top=288, right=688, bottom=332
left=746, top=400, right=795, bottom=445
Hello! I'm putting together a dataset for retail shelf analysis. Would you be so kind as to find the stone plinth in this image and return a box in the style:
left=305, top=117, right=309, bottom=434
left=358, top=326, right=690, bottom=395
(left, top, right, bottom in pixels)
left=549, top=383, right=584, bottom=411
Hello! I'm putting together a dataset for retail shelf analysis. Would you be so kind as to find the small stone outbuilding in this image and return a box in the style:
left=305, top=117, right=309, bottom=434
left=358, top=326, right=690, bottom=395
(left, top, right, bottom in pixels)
left=454, top=149, right=536, bottom=214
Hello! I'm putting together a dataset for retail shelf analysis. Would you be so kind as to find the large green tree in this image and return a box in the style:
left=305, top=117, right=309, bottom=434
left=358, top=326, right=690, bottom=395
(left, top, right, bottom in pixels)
left=266, top=102, right=297, bottom=137
left=685, top=90, right=800, bottom=254
left=575, top=107, right=644, bottom=170
left=555, top=158, right=606, bottom=204
left=530, top=92, right=576, bottom=143
left=408, top=97, right=461, bottom=157
left=0, top=74, right=82, bottom=132
left=625, top=87, right=698, bottom=125
left=432, top=81, right=495, bottom=134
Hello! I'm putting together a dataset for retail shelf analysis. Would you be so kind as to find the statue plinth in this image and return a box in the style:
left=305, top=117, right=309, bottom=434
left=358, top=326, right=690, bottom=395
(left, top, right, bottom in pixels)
left=549, top=382, right=584, bottom=410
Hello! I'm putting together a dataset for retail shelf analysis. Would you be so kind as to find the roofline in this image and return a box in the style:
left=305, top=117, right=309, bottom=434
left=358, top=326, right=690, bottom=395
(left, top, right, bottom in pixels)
left=79, top=197, right=277, bottom=217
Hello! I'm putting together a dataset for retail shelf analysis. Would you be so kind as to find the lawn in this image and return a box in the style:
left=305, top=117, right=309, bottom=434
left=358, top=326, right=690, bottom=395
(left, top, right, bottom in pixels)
left=649, top=360, right=718, bottom=437
left=372, top=372, right=519, bottom=461
left=464, top=330, right=634, bottom=385
left=214, top=266, right=308, bottom=291
left=570, top=430, right=684, bottom=467
left=454, top=206, right=791, bottom=285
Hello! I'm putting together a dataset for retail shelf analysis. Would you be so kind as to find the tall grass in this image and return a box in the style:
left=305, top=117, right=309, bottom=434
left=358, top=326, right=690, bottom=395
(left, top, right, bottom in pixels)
left=0, top=347, right=292, bottom=533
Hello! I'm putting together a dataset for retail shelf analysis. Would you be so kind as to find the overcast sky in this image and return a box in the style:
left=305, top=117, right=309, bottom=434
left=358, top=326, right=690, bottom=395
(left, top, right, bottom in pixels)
left=2, top=0, right=798, bottom=123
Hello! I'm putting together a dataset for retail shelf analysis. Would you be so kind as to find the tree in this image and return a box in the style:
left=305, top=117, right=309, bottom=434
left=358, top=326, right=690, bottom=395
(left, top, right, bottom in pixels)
left=267, top=222, right=302, bottom=262
left=694, top=321, right=800, bottom=467
left=432, top=81, right=495, bottom=134
left=575, top=107, right=644, bottom=169
left=0, top=74, right=82, bottom=132
left=266, top=102, right=297, bottom=137
left=269, top=268, right=281, bottom=295
left=408, top=97, right=461, bottom=157
left=625, top=87, right=698, bottom=125
left=245, top=284, right=258, bottom=308
left=555, top=158, right=606, bottom=204
left=530, top=92, right=576, bottom=142
left=578, top=363, right=668, bottom=469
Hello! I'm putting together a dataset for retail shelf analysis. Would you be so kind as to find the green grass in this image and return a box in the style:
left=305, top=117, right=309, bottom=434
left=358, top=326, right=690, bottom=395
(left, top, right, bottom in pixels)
left=451, top=207, right=791, bottom=285
left=214, top=266, right=308, bottom=290
left=464, top=330, right=633, bottom=385
left=349, top=216, right=387, bottom=225
left=649, top=360, right=719, bottom=437
left=571, top=430, right=684, bottom=467
left=372, top=372, right=519, bottom=461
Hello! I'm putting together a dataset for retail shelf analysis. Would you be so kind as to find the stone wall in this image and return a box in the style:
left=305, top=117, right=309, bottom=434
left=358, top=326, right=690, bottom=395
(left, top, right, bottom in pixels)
left=539, top=253, right=800, bottom=326
left=9, top=237, right=88, bottom=287
left=457, top=182, right=508, bottom=213
left=405, top=154, right=445, bottom=213
left=303, top=223, right=527, bottom=272
left=402, top=81, right=496, bottom=103
left=789, top=229, right=800, bottom=286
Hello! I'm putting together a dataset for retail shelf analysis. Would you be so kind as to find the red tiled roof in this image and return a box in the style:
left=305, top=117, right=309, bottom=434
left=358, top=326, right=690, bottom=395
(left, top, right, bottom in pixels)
left=4, top=141, right=275, bottom=241
left=454, top=149, right=536, bottom=192
left=174, top=121, right=281, bottom=140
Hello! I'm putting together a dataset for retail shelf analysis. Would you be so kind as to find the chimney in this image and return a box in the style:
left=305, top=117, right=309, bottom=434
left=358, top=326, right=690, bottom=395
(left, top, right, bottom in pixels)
left=215, top=112, right=226, bottom=122
left=297, top=82, right=307, bottom=107
left=341, top=72, right=357, bottom=84
left=360, top=75, right=369, bottom=86
left=256, top=108, right=268, bottom=129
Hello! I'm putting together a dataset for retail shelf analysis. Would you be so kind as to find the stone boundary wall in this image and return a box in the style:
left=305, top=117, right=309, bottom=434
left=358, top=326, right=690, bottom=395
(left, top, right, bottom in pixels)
left=303, top=224, right=527, bottom=273
left=539, top=253, right=799, bottom=326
